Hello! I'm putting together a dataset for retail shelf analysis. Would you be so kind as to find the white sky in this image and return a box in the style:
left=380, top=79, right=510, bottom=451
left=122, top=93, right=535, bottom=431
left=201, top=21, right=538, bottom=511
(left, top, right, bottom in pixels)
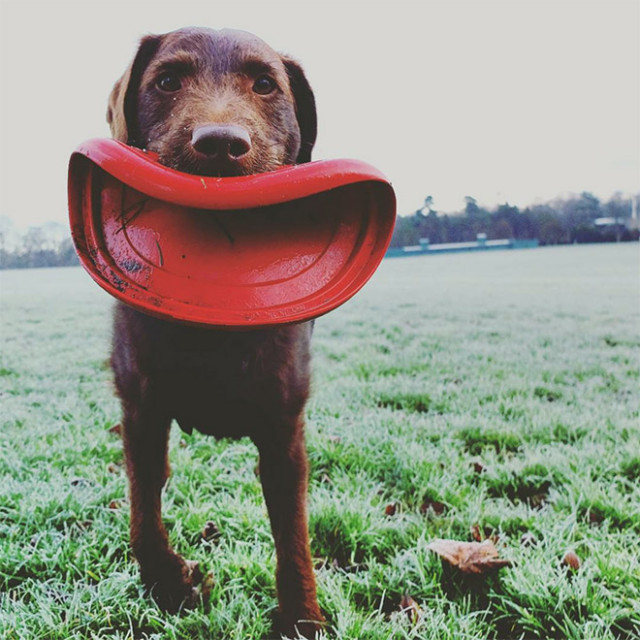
left=1, top=0, right=639, bottom=231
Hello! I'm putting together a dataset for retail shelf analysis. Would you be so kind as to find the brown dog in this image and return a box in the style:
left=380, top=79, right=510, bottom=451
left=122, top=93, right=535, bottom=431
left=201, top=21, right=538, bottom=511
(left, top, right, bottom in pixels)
left=107, top=28, right=322, bottom=638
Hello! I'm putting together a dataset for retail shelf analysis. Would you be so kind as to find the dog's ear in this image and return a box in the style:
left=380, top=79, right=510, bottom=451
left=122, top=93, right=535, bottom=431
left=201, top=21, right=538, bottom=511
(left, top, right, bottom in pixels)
left=107, top=35, right=162, bottom=146
left=282, top=58, right=317, bottom=164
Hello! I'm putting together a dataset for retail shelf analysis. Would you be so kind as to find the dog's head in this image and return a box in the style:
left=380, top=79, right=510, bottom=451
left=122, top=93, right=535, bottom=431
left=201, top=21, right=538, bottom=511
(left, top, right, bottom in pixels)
left=107, top=28, right=316, bottom=176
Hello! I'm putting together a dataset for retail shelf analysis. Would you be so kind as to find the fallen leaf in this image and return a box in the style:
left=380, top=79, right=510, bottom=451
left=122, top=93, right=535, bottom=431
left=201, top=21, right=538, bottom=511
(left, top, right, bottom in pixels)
left=470, top=524, right=499, bottom=543
left=420, top=499, right=446, bottom=515
left=472, top=461, right=486, bottom=474
left=470, top=524, right=483, bottom=542
left=385, top=503, right=398, bottom=516
left=202, top=521, right=221, bottom=542
left=428, top=538, right=511, bottom=574
left=399, top=593, right=421, bottom=624
left=562, top=550, right=581, bottom=571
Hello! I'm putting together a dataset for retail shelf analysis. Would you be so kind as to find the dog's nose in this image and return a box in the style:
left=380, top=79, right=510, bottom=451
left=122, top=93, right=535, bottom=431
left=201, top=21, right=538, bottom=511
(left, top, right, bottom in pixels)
left=191, top=124, right=252, bottom=160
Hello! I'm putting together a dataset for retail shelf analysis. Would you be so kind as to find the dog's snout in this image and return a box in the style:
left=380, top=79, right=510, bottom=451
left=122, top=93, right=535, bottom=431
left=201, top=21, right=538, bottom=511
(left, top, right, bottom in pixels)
left=191, top=124, right=252, bottom=160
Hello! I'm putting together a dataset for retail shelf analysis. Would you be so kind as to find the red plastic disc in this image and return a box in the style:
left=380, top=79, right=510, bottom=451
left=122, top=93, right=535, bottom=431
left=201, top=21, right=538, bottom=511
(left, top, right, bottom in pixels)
left=68, top=139, right=396, bottom=328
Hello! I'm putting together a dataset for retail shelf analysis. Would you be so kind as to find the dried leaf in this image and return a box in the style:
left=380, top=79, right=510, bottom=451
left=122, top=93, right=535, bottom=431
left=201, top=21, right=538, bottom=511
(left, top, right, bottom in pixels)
left=385, top=503, right=398, bottom=516
left=562, top=550, right=581, bottom=571
left=399, top=593, right=421, bottom=624
left=470, top=524, right=499, bottom=543
left=420, top=499, right=446, bottom=516
left=108, top=423, right=122, bottom=436
left=202, top=521, right=221, bottom=542
left=470, top=524, right=483, bottom=542
left=428, top=538, right=511, bottom=574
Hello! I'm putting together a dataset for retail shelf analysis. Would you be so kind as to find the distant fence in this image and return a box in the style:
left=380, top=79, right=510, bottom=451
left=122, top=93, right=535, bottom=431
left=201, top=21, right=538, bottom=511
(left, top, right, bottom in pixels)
left=386, top=235, right=539, bottom=258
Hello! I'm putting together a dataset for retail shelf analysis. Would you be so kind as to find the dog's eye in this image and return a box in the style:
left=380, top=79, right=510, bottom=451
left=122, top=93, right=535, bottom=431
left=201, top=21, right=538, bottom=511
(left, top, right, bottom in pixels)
left=156, top=72, right=181, bottom=93
left=253, top=75, right=277, bottom=95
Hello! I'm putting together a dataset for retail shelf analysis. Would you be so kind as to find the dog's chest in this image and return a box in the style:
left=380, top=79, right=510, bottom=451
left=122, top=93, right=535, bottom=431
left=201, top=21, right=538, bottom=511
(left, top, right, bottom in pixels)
left=152, top=330, right=308, bottom=438
left=112, top=306, right=311, bottom=437
left=155, top=341, right=278, bottom=437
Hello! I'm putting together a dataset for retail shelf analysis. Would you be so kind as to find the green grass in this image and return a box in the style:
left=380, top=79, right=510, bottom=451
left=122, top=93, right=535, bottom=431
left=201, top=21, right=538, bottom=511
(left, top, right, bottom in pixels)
left=1, top=244, right=639, bottom=639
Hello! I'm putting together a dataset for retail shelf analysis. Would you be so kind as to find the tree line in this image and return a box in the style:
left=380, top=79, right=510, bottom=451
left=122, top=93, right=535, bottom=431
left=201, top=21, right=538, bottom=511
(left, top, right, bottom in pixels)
left=390, top=192, right=639, bottom=248
left=1, top=191, right=637, bottom=269
left=0, top=222, right=79, bottom=269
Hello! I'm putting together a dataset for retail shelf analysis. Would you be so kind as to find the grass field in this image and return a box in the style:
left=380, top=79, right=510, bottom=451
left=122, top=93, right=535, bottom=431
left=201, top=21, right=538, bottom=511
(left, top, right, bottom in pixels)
left=1, top=243, right=639, bottom=640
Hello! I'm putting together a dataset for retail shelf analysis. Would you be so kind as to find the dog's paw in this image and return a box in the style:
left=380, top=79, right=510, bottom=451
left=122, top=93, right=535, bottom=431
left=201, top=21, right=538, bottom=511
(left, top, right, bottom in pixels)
left=184, top=559, right=203, bottom=586
left=278, top=610, right=325, bottom=640
left=141, top=554, right=204, bottom=613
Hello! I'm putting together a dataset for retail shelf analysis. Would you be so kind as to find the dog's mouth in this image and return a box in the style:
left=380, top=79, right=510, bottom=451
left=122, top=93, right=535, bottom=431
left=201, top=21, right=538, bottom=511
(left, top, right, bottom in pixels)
left=155, top=151, right=245, bottom=178
left=157, top=151, right=280, bottom=179
left=175, top=157, right=251, bottom=178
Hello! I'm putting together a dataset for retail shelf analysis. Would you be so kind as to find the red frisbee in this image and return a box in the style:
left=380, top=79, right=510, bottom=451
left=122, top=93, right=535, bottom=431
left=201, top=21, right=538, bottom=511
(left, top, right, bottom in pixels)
left=68, top=139, right=396, bottom=328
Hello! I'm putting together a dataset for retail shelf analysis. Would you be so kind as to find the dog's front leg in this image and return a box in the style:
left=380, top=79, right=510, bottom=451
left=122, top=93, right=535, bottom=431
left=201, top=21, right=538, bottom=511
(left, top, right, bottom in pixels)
left=122, top=403, right=199, bottom=612
left=257, top=423, right=324, bottom=638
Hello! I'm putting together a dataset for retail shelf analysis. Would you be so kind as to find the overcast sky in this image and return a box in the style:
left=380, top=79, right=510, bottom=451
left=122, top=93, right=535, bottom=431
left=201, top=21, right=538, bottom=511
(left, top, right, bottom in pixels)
left=1, top=0, right=638, bottom=231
